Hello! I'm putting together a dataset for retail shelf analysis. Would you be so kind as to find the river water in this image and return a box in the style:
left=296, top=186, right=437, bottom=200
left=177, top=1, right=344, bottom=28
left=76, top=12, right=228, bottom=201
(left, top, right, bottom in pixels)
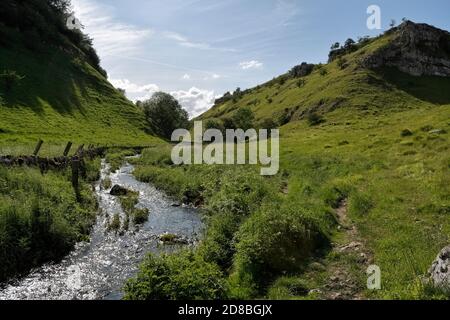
left=0, top=160, right=203, bottom=300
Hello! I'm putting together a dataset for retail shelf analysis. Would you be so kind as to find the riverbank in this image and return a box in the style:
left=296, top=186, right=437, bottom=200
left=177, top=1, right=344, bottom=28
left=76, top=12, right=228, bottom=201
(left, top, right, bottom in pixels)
left=0, top=159, right=202, bottom=299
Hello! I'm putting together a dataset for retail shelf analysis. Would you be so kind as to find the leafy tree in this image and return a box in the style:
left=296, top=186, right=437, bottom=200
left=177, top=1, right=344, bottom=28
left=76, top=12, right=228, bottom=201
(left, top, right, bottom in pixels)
left=143, top=92, right=189, bottom=139
left=222, top=117, right=236, bottom=130
left=232, top=107, right=255, bottom=131
left=205, top=119, right=224, bottom=132
left=330, top=42, right=340, bottom=50
left=344, top=38, right=356, bottom=49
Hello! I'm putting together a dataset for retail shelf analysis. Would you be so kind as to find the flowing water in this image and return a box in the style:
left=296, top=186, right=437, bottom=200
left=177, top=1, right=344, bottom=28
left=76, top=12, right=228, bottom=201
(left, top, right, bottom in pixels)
left=0, top=159, right=203, bottom=300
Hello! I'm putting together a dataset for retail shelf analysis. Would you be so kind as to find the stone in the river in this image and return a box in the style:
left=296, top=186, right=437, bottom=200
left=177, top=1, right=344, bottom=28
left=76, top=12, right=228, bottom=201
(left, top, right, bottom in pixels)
left=429, top=246, right=450, bottom=291
left=110, top=185, right=129, bottom=196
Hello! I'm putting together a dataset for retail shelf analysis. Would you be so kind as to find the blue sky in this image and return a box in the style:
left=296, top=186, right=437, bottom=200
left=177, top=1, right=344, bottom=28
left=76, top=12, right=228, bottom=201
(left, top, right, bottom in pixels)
left=72, top=0, right=450, bottom=117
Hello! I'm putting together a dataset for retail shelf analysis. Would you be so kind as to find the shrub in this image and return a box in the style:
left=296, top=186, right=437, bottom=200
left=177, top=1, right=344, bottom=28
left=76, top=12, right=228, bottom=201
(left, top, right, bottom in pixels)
left=205, top=119, right=225, bottom=132
left=124, top=251, right=227, bottom=300
left=232, top=204, right=329, bottom=293
left=133, top=208, right=149, bottom=225
left=199, top=212, right=242, bottom=270
left=296, top=79, right=306, bottom=87
left=307, top=112, right=325, bottom=126
left=337, top=57, right=348, bottom=70
left=401, top=129, right=414, bottom=137
left=319, top=68, right=328, bottom=76
left=108, top=213, right=121, bottom=232
left=232, top=107, right=255, bottom=131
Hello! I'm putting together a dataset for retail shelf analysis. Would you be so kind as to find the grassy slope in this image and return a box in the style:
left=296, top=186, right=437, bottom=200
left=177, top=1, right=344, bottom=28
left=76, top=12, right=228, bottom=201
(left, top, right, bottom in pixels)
left=127, top=29, right=450, bottom=299
left=0, top=45, right=161, bottom=155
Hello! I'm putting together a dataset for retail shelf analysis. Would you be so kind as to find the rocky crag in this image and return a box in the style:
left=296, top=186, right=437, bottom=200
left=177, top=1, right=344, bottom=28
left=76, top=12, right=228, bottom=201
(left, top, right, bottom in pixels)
left=362, top=21, right=450, bottom=77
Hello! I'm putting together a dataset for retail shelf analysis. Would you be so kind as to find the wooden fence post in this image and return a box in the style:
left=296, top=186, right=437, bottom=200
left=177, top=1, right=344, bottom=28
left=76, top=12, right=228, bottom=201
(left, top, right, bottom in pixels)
left=33, top=140, right=44, bottom=156
left=76, top=144, right=85, bottom=156
left=71, top=157, right=81, bottom=201
left=63, top=142, right=73, bottom=157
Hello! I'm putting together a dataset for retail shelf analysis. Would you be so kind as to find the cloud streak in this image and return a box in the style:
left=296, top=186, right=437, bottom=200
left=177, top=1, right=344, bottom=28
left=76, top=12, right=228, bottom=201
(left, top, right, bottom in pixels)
left=71, top=0, right=152, bottom=57
left=240, top=60, right=263, bottom=70
left=163, top=31, right=237, bottom=52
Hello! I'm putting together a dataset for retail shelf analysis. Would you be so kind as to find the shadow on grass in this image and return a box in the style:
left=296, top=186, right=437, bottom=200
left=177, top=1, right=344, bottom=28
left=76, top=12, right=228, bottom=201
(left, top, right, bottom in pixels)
left=377, top=67, right=450, bottom=105
left=0, top=46, right=98, bottom=115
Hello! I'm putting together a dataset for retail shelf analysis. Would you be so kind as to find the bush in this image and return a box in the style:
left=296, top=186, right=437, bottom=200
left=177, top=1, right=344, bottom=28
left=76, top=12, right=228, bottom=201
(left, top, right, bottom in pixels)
left=401, top=129, right=414, bottom=137
left=232, top=107, right=255, bottom=131
left=337, top=57, right=348, bottom=70
left=307, top=112, right=325, bottom=126
left=124, top=250, right=227, bottom=300
left=199, top=212, right=242, bottom=270
left=205, top=119, right=225, bottom=132
left=319, top=68, right=328, bottom=76
left=231, top=204, right=329, bottom=293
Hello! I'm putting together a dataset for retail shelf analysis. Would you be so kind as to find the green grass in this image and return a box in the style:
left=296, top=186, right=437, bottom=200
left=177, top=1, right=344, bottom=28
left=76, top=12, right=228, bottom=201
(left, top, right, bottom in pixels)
left=0, top=160, right=99, bottom=282
left=125, top=27, right=450, bottom=300
left=0, top=45, right=162, bottom=155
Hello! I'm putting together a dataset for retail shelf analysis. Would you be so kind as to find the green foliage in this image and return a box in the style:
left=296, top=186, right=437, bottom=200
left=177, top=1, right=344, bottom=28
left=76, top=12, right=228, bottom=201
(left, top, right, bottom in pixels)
left=232, top=203, right=329, bottom=291
left=108, top=213, right=121, bottom=232
left=348, top=192, right=374, bottom=216
left=106, top=149, right=136, bottom=172
left=307, top=112, right=325, bottom=126
left=267, top=277, right=310, bottom=299
left=0, top=166, right=97, bottom=282
left=143, top=92, right=189, bottom=139
left=232, top=107, right=255, bottom=131
left=132, top=208, right=149, bottom=225
left=205, top=119, right=225, bottom=132
left=124, top=251, right=227, bottom=300
left=401, top=129, right=414, bottom=137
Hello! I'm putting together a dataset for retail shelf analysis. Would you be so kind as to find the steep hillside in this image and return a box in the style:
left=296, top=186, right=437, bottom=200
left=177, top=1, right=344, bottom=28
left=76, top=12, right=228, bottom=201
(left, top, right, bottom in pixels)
left=199, top=21, right=450, bottom=127
left=124, top=21, right=450, bottom=300
left=0, top=0, right=159, bottom=154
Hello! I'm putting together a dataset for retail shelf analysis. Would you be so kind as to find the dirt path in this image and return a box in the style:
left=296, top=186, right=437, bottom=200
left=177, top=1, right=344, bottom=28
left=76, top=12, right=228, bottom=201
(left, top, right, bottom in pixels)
left=320, top=199, right=373, bottom=300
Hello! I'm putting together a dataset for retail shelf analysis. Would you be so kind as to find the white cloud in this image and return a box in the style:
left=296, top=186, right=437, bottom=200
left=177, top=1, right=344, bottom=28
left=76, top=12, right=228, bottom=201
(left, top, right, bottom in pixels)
left=109, top=79, right=214, bottom=117
left=109, top=78, right=159, bottom=101
left=163, top=31, right=236, bottom=52
left=239, top=60, right=263, bottom=70
left=109, top=79, right=159, bottom=94
left=71, top=0, right=152, bottom=57
left=182, top=74, right=191, bottom=80
left=171, top=87, right=216, bottom=118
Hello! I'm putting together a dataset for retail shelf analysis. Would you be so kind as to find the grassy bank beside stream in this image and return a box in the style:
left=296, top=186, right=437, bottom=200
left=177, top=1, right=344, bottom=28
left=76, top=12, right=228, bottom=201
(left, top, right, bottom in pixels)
left=124, top=103, right=450, bottom=300
left=0, top=159, right=100, bottom=282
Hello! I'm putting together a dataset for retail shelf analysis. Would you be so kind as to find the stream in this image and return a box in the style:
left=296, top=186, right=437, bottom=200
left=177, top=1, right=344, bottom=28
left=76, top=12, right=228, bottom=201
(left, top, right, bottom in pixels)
left=0, top=159, right=203, bottom=300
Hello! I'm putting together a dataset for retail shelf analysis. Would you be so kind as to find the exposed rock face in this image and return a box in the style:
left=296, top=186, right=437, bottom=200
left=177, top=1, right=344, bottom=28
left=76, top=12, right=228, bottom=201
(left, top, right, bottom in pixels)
left=290, top=62, right=315, bottom=78
left=429, top=246, right=450, bottom=290
left=362, top=21, right=450, bottom=77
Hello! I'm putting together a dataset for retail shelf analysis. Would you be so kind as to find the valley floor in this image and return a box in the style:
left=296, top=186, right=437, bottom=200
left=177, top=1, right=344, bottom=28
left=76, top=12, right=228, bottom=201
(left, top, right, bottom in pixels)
left=125, top=104, right=450, bottom=300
